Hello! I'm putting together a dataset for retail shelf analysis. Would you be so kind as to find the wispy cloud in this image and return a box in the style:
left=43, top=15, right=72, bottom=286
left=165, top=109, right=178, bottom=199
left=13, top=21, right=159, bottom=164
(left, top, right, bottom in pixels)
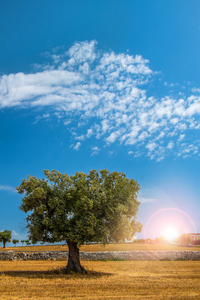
left=138, top=197, right=157, bottom=204
left=73, top=142, right=81, bottom=151
left=0, top=40, right=200, bottom=160
left=0, top=185, right=16, bottom=193
left=91, top=146, right=101, bottom=156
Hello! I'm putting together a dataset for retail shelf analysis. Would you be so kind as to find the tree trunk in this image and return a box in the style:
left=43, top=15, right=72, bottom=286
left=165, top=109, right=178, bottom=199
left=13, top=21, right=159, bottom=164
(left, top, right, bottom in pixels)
left=65, top=241, right=87, bottom=273
left=3, top=240, right=5, bottom=248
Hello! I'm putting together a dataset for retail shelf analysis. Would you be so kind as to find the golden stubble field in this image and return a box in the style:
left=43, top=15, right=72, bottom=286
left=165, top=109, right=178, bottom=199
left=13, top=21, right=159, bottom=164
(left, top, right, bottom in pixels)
left=0, top=260, right=200, bottom=299
left=1, top=244, right=200, bottom=299
left=2, top=242, right=200, bottom=252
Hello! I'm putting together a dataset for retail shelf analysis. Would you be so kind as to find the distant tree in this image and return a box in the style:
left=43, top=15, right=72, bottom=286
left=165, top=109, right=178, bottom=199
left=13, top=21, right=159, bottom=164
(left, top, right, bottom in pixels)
left=134, top=238, right=146, bottom=243
left=178, top=234, right=190, bottom=244
left=12, top=239, right=19, bottom=247
left=17, top=169, right=142, bottom=273
left=21, top=240, right=25, bottom=246
left=0, top=230, right=12, bottom=248
left=25, top=239, right=30, bottom=246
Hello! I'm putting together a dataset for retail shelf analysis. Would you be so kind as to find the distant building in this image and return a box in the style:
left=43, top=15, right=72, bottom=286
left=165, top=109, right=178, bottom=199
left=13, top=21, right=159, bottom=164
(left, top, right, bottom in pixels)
left=181, top=233, right=200, bottom=245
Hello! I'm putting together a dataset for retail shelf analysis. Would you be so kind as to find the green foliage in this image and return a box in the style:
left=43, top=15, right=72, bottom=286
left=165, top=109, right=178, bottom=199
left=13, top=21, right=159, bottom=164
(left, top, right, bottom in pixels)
left=0, top=230, right=12, bottom=248
left=17, top=169, right=142, bottom=246
left=12, top=239, right=19, bottom=246
left=100, top=257, right=126, bottom=261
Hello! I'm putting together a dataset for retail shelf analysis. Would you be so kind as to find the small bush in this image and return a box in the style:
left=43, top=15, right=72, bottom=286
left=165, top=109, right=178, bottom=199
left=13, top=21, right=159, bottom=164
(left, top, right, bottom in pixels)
left=100, top=257, right=126, bottom=261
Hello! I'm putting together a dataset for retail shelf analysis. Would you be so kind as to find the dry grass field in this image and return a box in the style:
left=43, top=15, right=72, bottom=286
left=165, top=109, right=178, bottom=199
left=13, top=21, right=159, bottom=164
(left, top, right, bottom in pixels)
left=0, top=260, right=200, bottom=299
left=1, top=244, right=200, bottom=299
left=2, top=242, right=200, bottom=252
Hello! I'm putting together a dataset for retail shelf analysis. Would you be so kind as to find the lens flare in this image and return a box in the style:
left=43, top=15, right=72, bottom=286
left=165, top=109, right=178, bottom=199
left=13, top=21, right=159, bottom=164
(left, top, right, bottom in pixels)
left=144, top=207, right=196, bottom=240
left=162, top=225, right=179, bottom=241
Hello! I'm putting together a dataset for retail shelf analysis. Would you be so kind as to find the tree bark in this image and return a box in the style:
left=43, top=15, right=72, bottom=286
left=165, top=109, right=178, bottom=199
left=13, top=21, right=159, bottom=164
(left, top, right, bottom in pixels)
left=65, top=241, right=87, bottom=273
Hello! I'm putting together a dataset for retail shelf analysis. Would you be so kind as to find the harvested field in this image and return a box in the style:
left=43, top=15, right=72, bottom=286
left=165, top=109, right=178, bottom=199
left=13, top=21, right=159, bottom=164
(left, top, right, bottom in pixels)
left=0, top=260, right=200, bottom=299
left=2, top=243, right=200, bottom=252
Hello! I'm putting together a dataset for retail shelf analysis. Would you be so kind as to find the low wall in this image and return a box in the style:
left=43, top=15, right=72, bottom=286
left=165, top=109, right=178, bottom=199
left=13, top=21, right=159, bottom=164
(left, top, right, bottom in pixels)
left=1, top=250, right=200, bottom=261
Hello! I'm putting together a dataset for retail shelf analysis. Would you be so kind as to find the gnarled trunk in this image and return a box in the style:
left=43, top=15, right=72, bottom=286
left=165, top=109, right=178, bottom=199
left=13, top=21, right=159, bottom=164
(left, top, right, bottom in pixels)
left=65, top=241, right=87, bottom=273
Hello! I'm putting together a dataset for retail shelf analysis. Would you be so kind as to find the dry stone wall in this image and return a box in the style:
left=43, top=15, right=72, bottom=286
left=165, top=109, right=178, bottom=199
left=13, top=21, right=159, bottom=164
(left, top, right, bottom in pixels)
left=1, top=250, right=200, bottom=261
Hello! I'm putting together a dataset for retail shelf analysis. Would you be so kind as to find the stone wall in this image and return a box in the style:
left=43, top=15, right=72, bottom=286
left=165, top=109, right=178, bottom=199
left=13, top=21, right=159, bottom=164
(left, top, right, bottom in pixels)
left=1, top=250, right=200, bottom=261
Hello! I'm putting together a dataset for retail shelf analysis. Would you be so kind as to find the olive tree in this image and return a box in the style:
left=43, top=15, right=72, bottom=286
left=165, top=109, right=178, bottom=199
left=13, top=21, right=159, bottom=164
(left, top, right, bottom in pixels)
left=25, top=240, right=29, bottom=246
left=17, top=169, right=142, bottom=273
left=12, top=239, right=19, bottom=247
left=0, top=230, right=12, bottom=248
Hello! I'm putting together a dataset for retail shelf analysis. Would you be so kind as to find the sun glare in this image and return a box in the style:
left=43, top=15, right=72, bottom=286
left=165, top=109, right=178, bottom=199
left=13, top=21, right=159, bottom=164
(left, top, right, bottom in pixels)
left=163, top=226, right=179, bottom=242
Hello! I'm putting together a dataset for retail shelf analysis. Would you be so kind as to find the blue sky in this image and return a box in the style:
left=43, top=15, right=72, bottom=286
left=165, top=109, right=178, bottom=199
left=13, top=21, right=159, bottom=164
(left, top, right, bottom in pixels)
left=0, top=0, right=200, bottom=244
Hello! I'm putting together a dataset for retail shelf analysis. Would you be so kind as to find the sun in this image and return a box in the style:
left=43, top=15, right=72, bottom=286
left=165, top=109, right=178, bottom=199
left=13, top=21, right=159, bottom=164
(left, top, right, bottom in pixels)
left=163, top=226, right=179, bottom=242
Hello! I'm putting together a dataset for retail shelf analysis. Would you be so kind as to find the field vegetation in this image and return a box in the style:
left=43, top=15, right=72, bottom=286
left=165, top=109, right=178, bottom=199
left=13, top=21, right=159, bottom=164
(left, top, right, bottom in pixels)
left=0, top=260, right=200, bottom=299
left=1, top=244, right=200, bottom=298
left=1, top=242, right=199, bottom=252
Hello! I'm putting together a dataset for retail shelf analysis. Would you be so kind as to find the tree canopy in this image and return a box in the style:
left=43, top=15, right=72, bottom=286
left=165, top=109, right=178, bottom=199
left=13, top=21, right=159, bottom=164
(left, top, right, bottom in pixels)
left=0, top=230, right=12, bottom=248
left=17, top=169, right=142, bottom=272
left=12, top=239, right=19, bottom=246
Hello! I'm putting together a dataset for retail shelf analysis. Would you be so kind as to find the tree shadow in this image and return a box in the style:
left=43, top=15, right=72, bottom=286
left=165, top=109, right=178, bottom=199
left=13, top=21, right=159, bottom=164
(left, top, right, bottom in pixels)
left=1, top=269, right=114, bottom=279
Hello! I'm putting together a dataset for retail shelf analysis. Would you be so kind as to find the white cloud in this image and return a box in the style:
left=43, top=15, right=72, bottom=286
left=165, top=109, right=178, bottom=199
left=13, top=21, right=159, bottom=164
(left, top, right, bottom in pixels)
left=178, top=134, right=185, bottom=141
left=73, top=142, right=81, bottom=150
left=146, top=142, right=157, bottom=152
left=75, top=135, right=85, bottom=141
left=167, top=141, right=174, bottom=149
left=156, top=132, right=165, bottom=140
left=12, top=230, right=19, bottom=237
left=64, top=119, right=71, bottom=126
left=106, top=132, right=119, bottom=144
left=0, top=185, right=16, bottom=193
left=179, top=144, right=198, bottom=158
left=91, top=146, right=101, bottom=156
left=67, top=40, right=97, bottom=66
left=34, top=113, right=50, bottom=124
left=138, top=197, right=157, bottom=204
left=0, top=70, right=82, bottom=108
left=0, top=40, right=200, bottom=160
left=191, top=87, right=200, bottom=93
left=101, top=119, right=111, bottom=133
left=86, top=128, right=93, bottom=138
